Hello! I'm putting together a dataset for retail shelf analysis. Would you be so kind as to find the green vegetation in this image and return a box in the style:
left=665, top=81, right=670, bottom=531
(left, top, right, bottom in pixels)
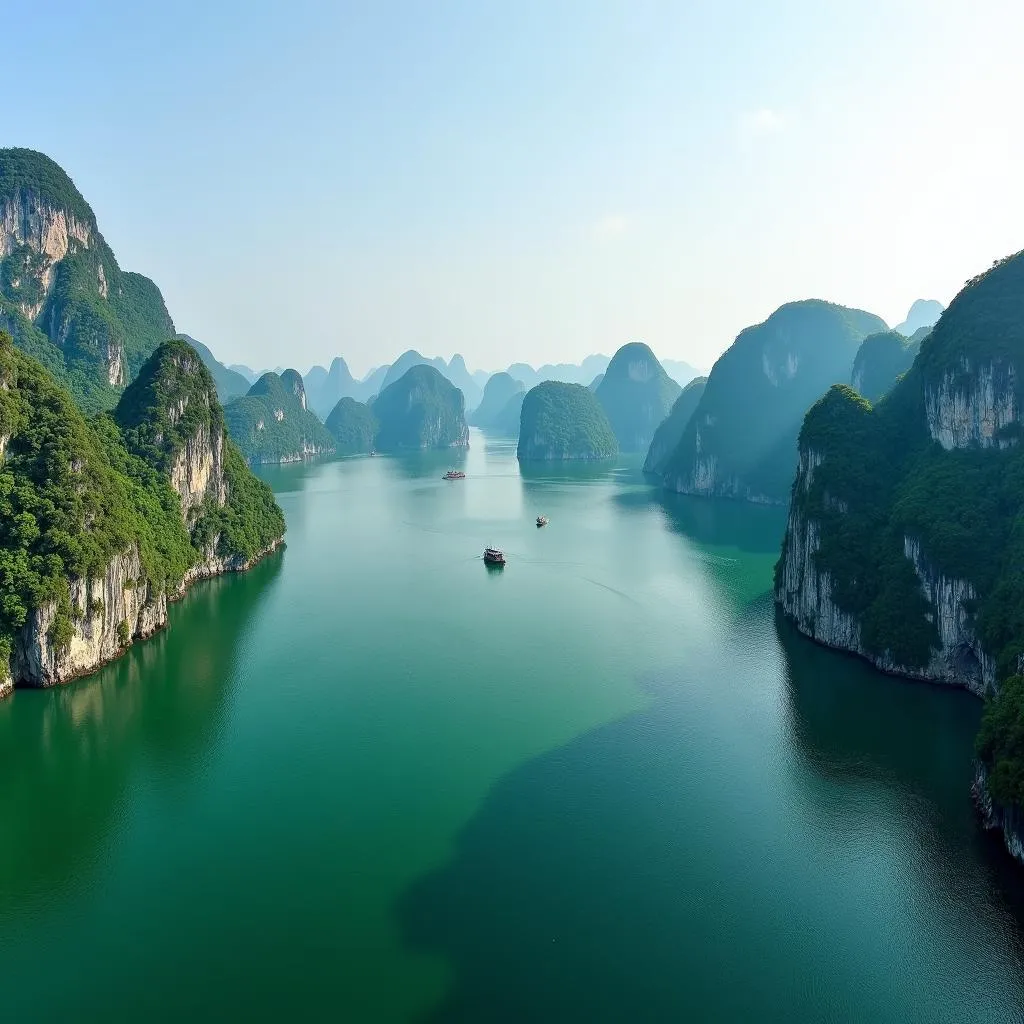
left=0, top=330, right=285, bottom=674
left=0, top=148, right=96, bottom=228
left=119, top=340, right=284, bottom=559
left=224, top=370, right=334, bottom=464
left=977, top=675, right=1024, bottom=810
left=851, top=330, right=922, bottom=402
left=371, top=364, right=468, bottom=451
left=175, top=335, right=250, bottom=403
left=0, top=148, right=175, bottom=413
left=643, top=376, right=707, bottom=476
left=117, top=339, right=225, bottom=476
left=0, top=330, right=192, bottom=658
left=775, top=251, right=1024, bottom=812
left=517, top=381, right=617, bottom=461
left=663, top=300, right=886, bottom=501
left=470, top=372, right=525, bottom=429
left=325, top=397, right=377, bottom=455
left=594, top=342, right=681, bottom=452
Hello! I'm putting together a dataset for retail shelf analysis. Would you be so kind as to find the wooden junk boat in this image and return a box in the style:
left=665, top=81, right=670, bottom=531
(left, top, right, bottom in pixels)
left=443, top=469, right=466, bottom=480
left=536, top=515, right=549, bottom=527
left=483, top=547, right=506, bottom=566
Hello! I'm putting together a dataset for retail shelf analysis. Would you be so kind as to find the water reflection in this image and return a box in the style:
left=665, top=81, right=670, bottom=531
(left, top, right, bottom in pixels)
left=616, top=488, right=789, bottom=555
left=775, top=609, right=1024, bottom=938
left=0, top=552, right=284, bottom=912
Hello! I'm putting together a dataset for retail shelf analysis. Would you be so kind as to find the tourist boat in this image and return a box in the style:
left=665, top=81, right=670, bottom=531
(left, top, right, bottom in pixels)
left=443, top=469, right=466, bottom=480
left=536, top=515, right=549, bottom=527
left=483, top=547, right=506, bottom=566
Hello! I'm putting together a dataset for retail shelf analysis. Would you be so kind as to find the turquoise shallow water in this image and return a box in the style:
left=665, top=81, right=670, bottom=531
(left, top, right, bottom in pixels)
left=1, top=429, right=1023, bottom=1021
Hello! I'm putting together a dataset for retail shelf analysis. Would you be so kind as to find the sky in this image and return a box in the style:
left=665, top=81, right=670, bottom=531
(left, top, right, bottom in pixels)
left=5, top=0, right=1024, bottom=377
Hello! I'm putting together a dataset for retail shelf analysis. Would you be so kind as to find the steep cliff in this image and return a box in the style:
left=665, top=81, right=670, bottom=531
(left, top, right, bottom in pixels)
left=643, top=377, right=707, bottom=476
left=517, top=381, right=617, bottom=461
left=470, top=372, right=525, bottom=428
left=0, top=331, right=285, bottom=696
left=774, top=251, right=1024, bottom=863
left=661, top=301, right=886, bottom=503
left=595, top=342, right=681, bottom=453
left=0, top=148, right=175, bottom=412
left=371, top=364, right=469, bottom=451
left=325, top=396, right=377, bottom=455
left=224, top=370, right=335, bottom=464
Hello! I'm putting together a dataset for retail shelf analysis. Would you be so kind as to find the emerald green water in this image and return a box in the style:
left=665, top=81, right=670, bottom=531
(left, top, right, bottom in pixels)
left=2, top=429, right=1023, bottom=1021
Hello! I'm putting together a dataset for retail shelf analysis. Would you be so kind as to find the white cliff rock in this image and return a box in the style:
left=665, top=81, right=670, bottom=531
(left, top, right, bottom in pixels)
left=777, top=448, right=996, bottom=694
left=0, top=194, right=93, bottom=321
left=925, top=358, right=1017, bottom=449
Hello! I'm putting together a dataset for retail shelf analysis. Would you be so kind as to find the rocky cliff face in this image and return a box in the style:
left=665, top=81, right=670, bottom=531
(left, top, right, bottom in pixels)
left=0, top=148, right=175, bottom=412
left=776, top=444, right=994, bottom=694
left=973, top=762, right=1024, bottom=866
left=0, top=336, right=286, bottom=695
left=924, top=357, right=1017, bottom=449
left=0, top=194, right=93, bottom=320
left=9, top=537, right=282, bottom=690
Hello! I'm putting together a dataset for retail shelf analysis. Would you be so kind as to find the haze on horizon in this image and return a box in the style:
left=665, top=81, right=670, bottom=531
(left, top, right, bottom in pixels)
left=6, top=0, right=1024, bottom=378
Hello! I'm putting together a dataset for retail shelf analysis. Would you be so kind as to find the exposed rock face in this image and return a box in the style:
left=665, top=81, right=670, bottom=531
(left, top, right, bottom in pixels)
left=0, top=149, right=176, bottom=412
left=0, top=194, right=93, bottom=320
left=11, top=545, right=165, bottom=687
left=170, top=421, right=227, bottom=518
left=924, top=358, right=1017, bottom=449
left=973, top=761, right=1024, bottom=866
left=9, top=538, right=282, bottom=690
left=776, top=441, right=994, bottom=694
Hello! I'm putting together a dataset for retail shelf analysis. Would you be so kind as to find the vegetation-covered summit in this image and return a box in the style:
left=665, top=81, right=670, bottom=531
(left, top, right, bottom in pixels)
left=117, top=339, right=284, bottom=560
left=661, top=300, right=886, bottom=502
left=224, top=370, right=334, bottom=465
left=0, top=148, right=176, bottom=413
left=517, top=381, right=617, bottom=461
left=325, top=397, right=378, bottom=455
left=595, top=342, right=681, bottom=452
left=0, top=331, right=283, bottom=681
left=371, top=364, right=469, bottom=451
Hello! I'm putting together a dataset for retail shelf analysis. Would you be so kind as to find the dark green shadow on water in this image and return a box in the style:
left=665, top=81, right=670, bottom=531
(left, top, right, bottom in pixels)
left=0, top=550, right=284, bottom=915
left=398, top=600, right=1024, bottom=1023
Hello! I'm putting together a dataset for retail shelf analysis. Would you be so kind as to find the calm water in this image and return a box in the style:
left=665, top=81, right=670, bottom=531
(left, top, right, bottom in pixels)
left=1, top=429, right=1023, bottom=1022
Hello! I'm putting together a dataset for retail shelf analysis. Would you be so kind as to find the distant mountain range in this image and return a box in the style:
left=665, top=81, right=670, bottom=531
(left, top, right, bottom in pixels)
left=188, top=346, right=706, bottom=421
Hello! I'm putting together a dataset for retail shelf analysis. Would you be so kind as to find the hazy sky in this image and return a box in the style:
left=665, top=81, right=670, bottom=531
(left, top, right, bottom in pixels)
left=6, top=1, right=1024, bottom=376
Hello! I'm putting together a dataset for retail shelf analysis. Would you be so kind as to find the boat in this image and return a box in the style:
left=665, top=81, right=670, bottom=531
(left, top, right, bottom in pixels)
left=536, top=515, right=549, bottom=527
left=443, top=469, right=466, bottom=480
left=483, top=547, right=506, bottom=566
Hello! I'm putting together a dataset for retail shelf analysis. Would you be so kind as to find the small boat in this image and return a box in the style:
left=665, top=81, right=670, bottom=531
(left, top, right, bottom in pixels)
left=443, top=469, right=466, bottom=480
left=536, top=515, right=549, bottom=527
left=483, top=547, right=506, bottom=566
